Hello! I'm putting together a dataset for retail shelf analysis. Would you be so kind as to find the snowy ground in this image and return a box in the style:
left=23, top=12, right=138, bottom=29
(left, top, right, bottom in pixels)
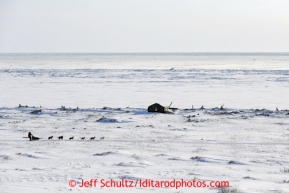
left=1, top=53, right=289, bottom=192
left=0, top=68, right=289, bottom=110
left=1, top=106, right=289, bottom=193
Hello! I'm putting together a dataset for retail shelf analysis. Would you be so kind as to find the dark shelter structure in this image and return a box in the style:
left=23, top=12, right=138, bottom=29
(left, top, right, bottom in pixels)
left=147, top=103, right=167, bottom=113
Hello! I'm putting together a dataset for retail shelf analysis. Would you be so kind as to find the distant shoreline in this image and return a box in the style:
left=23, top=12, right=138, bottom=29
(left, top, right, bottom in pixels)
left=1, top=52, right=289, bottom=56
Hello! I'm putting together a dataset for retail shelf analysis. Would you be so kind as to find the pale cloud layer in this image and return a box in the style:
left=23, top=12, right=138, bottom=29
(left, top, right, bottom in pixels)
left=0, top=0, right=289, bottom=53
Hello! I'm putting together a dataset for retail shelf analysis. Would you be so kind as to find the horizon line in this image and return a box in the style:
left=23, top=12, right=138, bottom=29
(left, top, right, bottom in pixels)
left=1, top=52, right=289, bottom=54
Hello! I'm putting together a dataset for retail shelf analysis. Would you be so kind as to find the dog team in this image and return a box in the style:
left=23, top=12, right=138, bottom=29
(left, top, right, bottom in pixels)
left=28, top=132, right=104, bottom=141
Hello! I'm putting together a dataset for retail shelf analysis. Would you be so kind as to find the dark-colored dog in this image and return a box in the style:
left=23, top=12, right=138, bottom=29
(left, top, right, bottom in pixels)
left=58, top=136, right=63, bottom=140
left=81, top=137, right=85, bottom=140
left=48, top=136, right=53, bottom=140
left=90, top=137, right=95, bottom=140
left=100, top=137, right=104, bottom=140
left=69, top=136, right=74, bottom=140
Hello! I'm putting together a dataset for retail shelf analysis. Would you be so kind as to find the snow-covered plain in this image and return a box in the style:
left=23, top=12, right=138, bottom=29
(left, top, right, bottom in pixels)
left=1, top=53, right=289, bottom=193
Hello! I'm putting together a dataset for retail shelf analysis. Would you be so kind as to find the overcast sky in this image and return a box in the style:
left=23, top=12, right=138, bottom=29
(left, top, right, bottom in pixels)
left=0, top=0, right=289, bottom=53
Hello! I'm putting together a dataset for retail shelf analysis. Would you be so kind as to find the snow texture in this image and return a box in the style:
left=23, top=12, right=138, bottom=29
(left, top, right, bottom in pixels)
left=0, top=53, right=289, bottom=192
